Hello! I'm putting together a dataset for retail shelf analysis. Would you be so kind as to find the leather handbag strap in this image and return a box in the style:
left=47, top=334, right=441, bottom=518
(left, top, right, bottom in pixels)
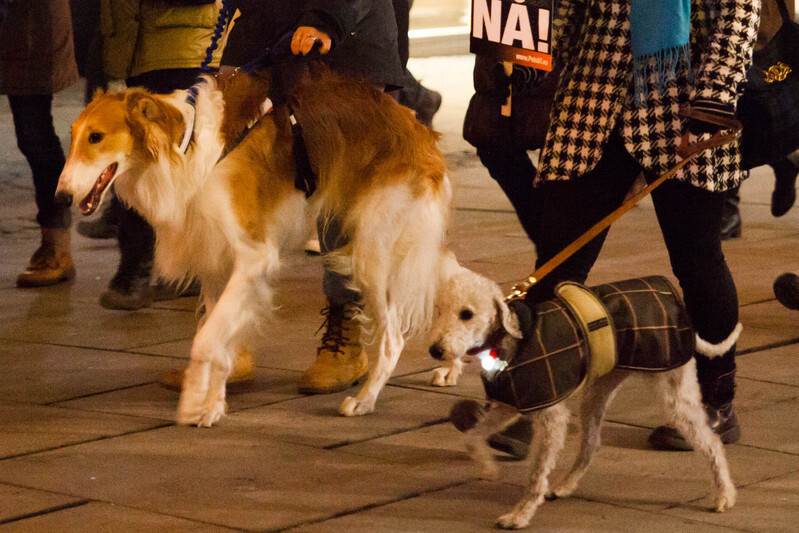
left=777, top=0, right=792, bottom=25
left=505, top=107, right=742, bottom=302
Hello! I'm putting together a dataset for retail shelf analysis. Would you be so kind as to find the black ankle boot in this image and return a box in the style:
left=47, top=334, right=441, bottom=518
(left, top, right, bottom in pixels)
left=648, top=402, right=740, bottom=451
left=100, top=263, right=153, bottom=310
left=449, top=400, right=532, bottom=460
left=649, top=361, right=740, bottom=451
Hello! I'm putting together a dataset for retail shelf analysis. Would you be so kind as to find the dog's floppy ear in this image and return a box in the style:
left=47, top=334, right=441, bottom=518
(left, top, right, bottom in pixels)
left=125, top=89, right=184, bottom=157
left=494, top=293, right=523, bottom=339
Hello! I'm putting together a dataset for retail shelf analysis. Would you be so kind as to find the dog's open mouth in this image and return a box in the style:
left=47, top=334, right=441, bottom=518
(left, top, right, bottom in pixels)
left=79, top=162, right=118, bottom=215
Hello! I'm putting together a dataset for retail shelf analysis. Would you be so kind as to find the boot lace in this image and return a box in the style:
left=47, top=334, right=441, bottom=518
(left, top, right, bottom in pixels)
left=316, top=306, right=348, bottom=355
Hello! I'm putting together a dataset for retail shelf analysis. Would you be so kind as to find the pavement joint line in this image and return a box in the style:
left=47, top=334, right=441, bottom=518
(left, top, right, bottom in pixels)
left=0, top=499, right=91, bottom=525
left=0, top=422, right=173, bottom=461
left=736, top=337, right=799, bottom=356
left=322, top=417, right=450, bottom=450
left=275, top=479, right=473, bottom=532
left=386, top=380, right=487, bottom=401
left=42, top=382, right=164, bottom=406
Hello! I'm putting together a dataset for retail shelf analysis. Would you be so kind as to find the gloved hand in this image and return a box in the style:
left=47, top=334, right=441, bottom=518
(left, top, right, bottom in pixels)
left=685, top=99, right=737, bottom=135
left=491, top=62, right=548, bottom=99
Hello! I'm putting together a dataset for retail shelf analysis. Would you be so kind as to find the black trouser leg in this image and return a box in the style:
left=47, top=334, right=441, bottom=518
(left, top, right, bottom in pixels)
left=8, top=94, right=71, bottom=229
left=651, top=178, right=739, bottom=400
left=525, top=133, right=642, bottom=304
left=477, top=147, right=542, bottom=245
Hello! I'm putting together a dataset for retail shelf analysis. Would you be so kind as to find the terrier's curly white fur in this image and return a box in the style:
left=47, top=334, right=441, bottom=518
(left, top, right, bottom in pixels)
left=429, top=268, right=737, bottom=530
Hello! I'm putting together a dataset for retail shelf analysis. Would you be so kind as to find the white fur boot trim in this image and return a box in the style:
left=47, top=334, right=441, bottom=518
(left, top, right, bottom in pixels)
left=695, top=323, right=743, bottom=358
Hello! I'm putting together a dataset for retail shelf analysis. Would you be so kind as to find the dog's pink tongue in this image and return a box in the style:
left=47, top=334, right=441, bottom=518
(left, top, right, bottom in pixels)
left=79, top=163, right=118, bottom=215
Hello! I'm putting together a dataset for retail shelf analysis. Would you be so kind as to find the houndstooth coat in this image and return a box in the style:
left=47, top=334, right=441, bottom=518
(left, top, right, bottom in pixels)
left=538, top=0, right=761, bottom=191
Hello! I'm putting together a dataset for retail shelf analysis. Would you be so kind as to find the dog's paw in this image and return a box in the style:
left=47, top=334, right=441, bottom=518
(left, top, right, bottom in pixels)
left=547, top=481, right=576, bottom=500
left=196, top=400, right=226, bottom=428
left=430, top=366, right=459, bottom=387
left=339, top=396, right=375, bottom=416
left=714, top=488, right=737, bottom=513
left=495, top=511, right=531, bottom=530
left=177, top=383, right=227, bottom=427
left=177, top=399, right=226, bottom=427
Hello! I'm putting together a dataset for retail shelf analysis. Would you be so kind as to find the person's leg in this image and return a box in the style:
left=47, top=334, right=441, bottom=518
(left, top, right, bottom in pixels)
left=298, top=215, right=368, bottom=394
left=648, top=179, right=741, bottom=449
left=477, top=147, right=542, bottom=245
left=390, top=0, right=441, bottom=127
left=10, top=94, right=75, bottom=287
left=525, top=133, right=643, bottom=304
left=100, top=205, right=156, bottom=310
left=719, top=186, right=741, bottom=240
left=102, top=69, right=202, bottom=308
left=459, top=132, right=641, bottom=457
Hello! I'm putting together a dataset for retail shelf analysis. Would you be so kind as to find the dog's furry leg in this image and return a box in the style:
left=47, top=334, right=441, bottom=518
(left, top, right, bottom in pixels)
left=496, top=403, right=570, bottom=530
left=463, top=402, right=521, bottom=480
left=340, top=309, right=404, bottom=416
left=431, top=357, right=464, bottom=387
left=661, top=361, right=737, bottom=511
left=549, top=371, right=628, bottom=499
left=178, top=246, right=276, bottom=427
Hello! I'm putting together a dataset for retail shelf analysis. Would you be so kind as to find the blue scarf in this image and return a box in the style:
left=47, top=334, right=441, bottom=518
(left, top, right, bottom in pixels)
left=630, top=0, right=692, bottom=107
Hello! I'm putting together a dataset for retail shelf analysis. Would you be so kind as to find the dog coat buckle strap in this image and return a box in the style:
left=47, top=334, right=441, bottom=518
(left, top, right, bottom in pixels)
left=554, top=282, right=617, bottom=380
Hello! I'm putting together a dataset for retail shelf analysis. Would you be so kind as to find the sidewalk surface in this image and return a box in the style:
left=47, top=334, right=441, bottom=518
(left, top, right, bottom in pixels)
left=1, top=47, right=799, bottom=532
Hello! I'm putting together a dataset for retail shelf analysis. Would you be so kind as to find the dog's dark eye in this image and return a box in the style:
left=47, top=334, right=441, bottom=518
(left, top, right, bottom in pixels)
left=88, top=132, right=103, bottom=144
left=459, top=309, right=474, bottom=321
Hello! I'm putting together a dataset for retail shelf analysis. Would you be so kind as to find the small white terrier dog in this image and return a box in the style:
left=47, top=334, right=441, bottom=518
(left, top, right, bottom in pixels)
left=428, top=268, right=736, bottom=530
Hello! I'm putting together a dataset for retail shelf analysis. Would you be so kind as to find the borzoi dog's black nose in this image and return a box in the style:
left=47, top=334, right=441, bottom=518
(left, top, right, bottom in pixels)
left=429, top=344, right=444, bottom=360
left=54, top=191, right=73, bottom=207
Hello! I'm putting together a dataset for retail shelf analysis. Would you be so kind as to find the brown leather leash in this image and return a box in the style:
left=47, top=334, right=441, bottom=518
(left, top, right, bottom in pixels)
left=505, top=107, right=743, bottom=302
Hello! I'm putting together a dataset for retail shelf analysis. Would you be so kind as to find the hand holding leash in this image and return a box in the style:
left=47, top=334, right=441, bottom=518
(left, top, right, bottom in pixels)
left=291, top=26, right=331, bottom=56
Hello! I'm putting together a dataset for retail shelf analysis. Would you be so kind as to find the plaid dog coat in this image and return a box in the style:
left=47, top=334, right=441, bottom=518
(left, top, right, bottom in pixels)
left=482, top=276, right=695, bottom=412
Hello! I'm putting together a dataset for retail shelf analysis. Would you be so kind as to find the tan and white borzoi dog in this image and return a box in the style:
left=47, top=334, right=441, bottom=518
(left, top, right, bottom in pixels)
left=428, top=268, right=736, bottom=529
left=55, top=64, right=453, bottom=425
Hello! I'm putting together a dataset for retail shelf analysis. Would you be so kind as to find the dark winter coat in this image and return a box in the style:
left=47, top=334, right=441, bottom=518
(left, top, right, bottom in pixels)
left=221, top=0, right=404, bottom=89
left=0, top=0, right=79, bottom=95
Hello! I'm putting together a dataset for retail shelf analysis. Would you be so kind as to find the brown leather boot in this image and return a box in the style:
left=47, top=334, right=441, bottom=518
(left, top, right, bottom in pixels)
left=17, top=227, right=76, bottom=287
left=159, top=347, right=256, bottom=391
left=298, top=303, right=369, bottom=394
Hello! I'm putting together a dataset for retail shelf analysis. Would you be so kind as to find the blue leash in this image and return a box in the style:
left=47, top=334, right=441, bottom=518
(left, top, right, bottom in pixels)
left=178, top=0, right=236, bottom=154
left=178, top=2, right=318, bottom=198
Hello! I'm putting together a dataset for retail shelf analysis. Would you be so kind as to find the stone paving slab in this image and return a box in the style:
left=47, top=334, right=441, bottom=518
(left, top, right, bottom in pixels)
left=0, top=285, right=198, bottom=351
left=0, top=425, right=471, bottom=532
left=666, top=470, right=799, bottom=532
left=0, top=483, right=83, bottom=525
left=0, top=401, right=167, bottom=459
left=289, top=479, right=738, bottom=533
left=1, top=501, right=240, bottom=532
left=0, top=342, right=179, bottom=404
left=223, top=386, right=453, bottom=450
